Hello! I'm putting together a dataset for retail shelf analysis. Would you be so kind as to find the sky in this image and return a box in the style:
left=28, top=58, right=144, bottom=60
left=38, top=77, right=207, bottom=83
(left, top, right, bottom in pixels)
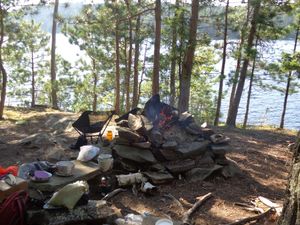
left=24, top=0, right=245, bottom=6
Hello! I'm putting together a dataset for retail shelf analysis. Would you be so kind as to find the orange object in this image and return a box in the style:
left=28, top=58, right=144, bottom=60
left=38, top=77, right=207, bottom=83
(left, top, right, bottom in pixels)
left=106, top=130, right=113, bottom=141
left=0, top=166, right=18, bottom=177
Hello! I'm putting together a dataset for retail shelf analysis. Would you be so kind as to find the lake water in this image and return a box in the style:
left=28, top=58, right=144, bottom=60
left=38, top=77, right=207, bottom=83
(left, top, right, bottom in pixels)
left=6, top=35, right=299, bottom=130
left=217, top=40, right=299, bottom=130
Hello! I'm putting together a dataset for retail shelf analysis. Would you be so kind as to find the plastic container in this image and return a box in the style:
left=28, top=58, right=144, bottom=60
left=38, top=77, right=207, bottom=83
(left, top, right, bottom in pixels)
left=97, top=154, right=113, bottom=172
left=155, top=219, right=173, bottom=225
left=106, top=130, right=113, bottom=141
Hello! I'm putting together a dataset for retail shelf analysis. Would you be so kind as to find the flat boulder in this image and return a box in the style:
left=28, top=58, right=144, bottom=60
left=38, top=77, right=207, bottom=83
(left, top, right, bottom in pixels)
left=158, top=148, right=181, bottom=161
left=117, top=127, right=145, bottom=143
left=113, top=145, right=157, bottom=164
left=143, top=170, right=174, bottom=184
left=164, top=159, right=195, bottom=174
left=176, top=140, right=210, bottom=158
left=185, top=165, right=223, bottom=182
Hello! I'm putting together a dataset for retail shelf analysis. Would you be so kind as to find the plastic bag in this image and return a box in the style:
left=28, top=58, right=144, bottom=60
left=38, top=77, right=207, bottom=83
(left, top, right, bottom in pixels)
left=48, top=180, right=89, bottom=210
left=116, top=173, right=147, bottom=186
left=77, top=145, right=100, bottom=162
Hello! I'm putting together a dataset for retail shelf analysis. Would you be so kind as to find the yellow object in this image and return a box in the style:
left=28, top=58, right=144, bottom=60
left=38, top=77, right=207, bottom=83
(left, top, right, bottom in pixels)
left=106, top=130, right=113, bottom=141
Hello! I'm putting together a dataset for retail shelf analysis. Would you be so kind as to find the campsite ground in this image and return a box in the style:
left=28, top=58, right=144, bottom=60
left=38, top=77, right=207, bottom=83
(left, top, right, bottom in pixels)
left=0, top=107, right=296, bottom=225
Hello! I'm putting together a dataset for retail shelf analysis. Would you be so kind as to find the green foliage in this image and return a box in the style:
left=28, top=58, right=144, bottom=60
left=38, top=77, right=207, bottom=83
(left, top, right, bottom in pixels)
left=6, top=19, right=50, bottom=106
left=190, top=46, right=218, bottom=124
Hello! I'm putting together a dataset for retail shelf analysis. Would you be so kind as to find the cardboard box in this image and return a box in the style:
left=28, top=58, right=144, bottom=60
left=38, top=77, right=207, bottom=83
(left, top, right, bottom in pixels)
left=0, top=176, right=28, bottom=202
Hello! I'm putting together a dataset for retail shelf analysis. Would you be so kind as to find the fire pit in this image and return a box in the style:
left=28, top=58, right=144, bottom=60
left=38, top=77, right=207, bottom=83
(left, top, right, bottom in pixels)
left=112, top=94, right=240, bottom=184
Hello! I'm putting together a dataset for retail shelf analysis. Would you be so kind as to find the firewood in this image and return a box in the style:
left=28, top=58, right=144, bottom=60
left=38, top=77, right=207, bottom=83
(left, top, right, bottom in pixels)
left=163, top=193, right=184, bottom=213
left=224, top=207, right=276, bottom=225
left=101, top=188, right=127, bottom=201
left=182, top=192, right=213, bottom=225
left=179, top=197, right=193, bottom=208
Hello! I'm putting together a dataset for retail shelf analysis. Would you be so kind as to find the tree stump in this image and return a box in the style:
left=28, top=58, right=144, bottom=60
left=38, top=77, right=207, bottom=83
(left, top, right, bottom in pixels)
left=278, top=131, right=300, bottom=225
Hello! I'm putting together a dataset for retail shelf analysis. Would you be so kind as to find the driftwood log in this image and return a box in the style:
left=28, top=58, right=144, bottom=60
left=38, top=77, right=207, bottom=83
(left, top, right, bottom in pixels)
left=182, top=192, right=213, bottom=225
left=278, top=131, right=300, bottom=225
left=225, top=208, right=276, bottom=225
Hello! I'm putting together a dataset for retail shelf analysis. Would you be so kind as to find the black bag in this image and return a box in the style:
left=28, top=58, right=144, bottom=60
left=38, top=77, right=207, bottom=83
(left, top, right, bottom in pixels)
left=70, top=135, right=87, bottom=150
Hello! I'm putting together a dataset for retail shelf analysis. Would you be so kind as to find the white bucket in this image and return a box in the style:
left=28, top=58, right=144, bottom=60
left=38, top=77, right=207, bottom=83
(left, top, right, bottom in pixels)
left=97, top=154, right=113, bottom=172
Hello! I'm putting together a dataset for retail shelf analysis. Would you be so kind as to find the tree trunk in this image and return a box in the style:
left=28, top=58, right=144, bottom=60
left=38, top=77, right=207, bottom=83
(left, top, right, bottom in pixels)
left=92, top=58, right=98, bottom=112
left=0, top=3, right=7, bottom=120
left=115, top=22, right=121, bottom=114
left=226, top=0, right=261, bottom=127
left=280, top=26, right=299, bottom=129
left=169, top=0, right=179, bottom=107
left=278, top=131, right=300, bottom=225
left=50, top=0, right=59, bottom=109
left=177, top=6, right=185, bottom=109
left=227, top=1, right=250, bottom=118
left=132, top=0, right=141, bottom=108
left=137, top=43, right=147, bottom=104
left=152, top=0, right=161, bottom=96
left=178, top=0, right=200, bottom=113
left=31, top=49, right=35, bottom=108
left=125, top=0, right=133, bottom=111
left=214, top=0, right=229, bottom=126
left=243, top=39, right=258, bottom=129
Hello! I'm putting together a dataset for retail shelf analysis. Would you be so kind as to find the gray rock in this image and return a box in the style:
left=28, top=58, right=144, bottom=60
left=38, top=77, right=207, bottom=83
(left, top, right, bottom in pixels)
left=132, top=142, right=151, bottom=149
left=202, top=128, right=215, bottom=140
left=143, top=170, right=174, bottom=184
left=158, top=148, right=181, bottom=161
left=11, top=133, right=55, bottom=147
left=114, top=137, right=131, bottom=146
left=45, top=146, right=68, bottom=161
left=52, top=117, right=74, bottom=134
left=210, top=134, right=230, bottom=144
left=221, top=158, right=243, bottom=178
left=185, top=122, right=202, bottom=135
left=162, top=141, right=178, bottom=150
left=148, top=129, right=164, bottom=147
left=164, top=159, right=195, bottom=174
left=195, top=151, right=215, bottom=167
left=185, top=165, right=223, bottom=182
left=176, top=141, right=210, bottom=158
left=178, top=111, right=193, bottom=122
left=163, top=125, right=189, bottom=143
left=113, top=145, right=157, bottom=164
left=117, top=127, right=145, bottom=143
left=214, top=155, right=230, bottom=165
left=210, top=143, right=231, bottom=156
left=149, top=163, right=165, bottom=171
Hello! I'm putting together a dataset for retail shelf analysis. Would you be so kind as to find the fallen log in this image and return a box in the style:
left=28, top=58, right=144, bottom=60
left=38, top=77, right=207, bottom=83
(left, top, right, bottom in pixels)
left=224, top=207, right=275, bottom=225
left=182, top=192, right=213, bottom=225
left=179, top=197, right=193, bottom=208
left=102, top=188, right=127, bottom=201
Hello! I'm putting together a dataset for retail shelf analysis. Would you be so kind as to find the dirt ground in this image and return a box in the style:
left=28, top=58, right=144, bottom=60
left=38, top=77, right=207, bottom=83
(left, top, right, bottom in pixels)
left=0, top=107, right=296, bottom=225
